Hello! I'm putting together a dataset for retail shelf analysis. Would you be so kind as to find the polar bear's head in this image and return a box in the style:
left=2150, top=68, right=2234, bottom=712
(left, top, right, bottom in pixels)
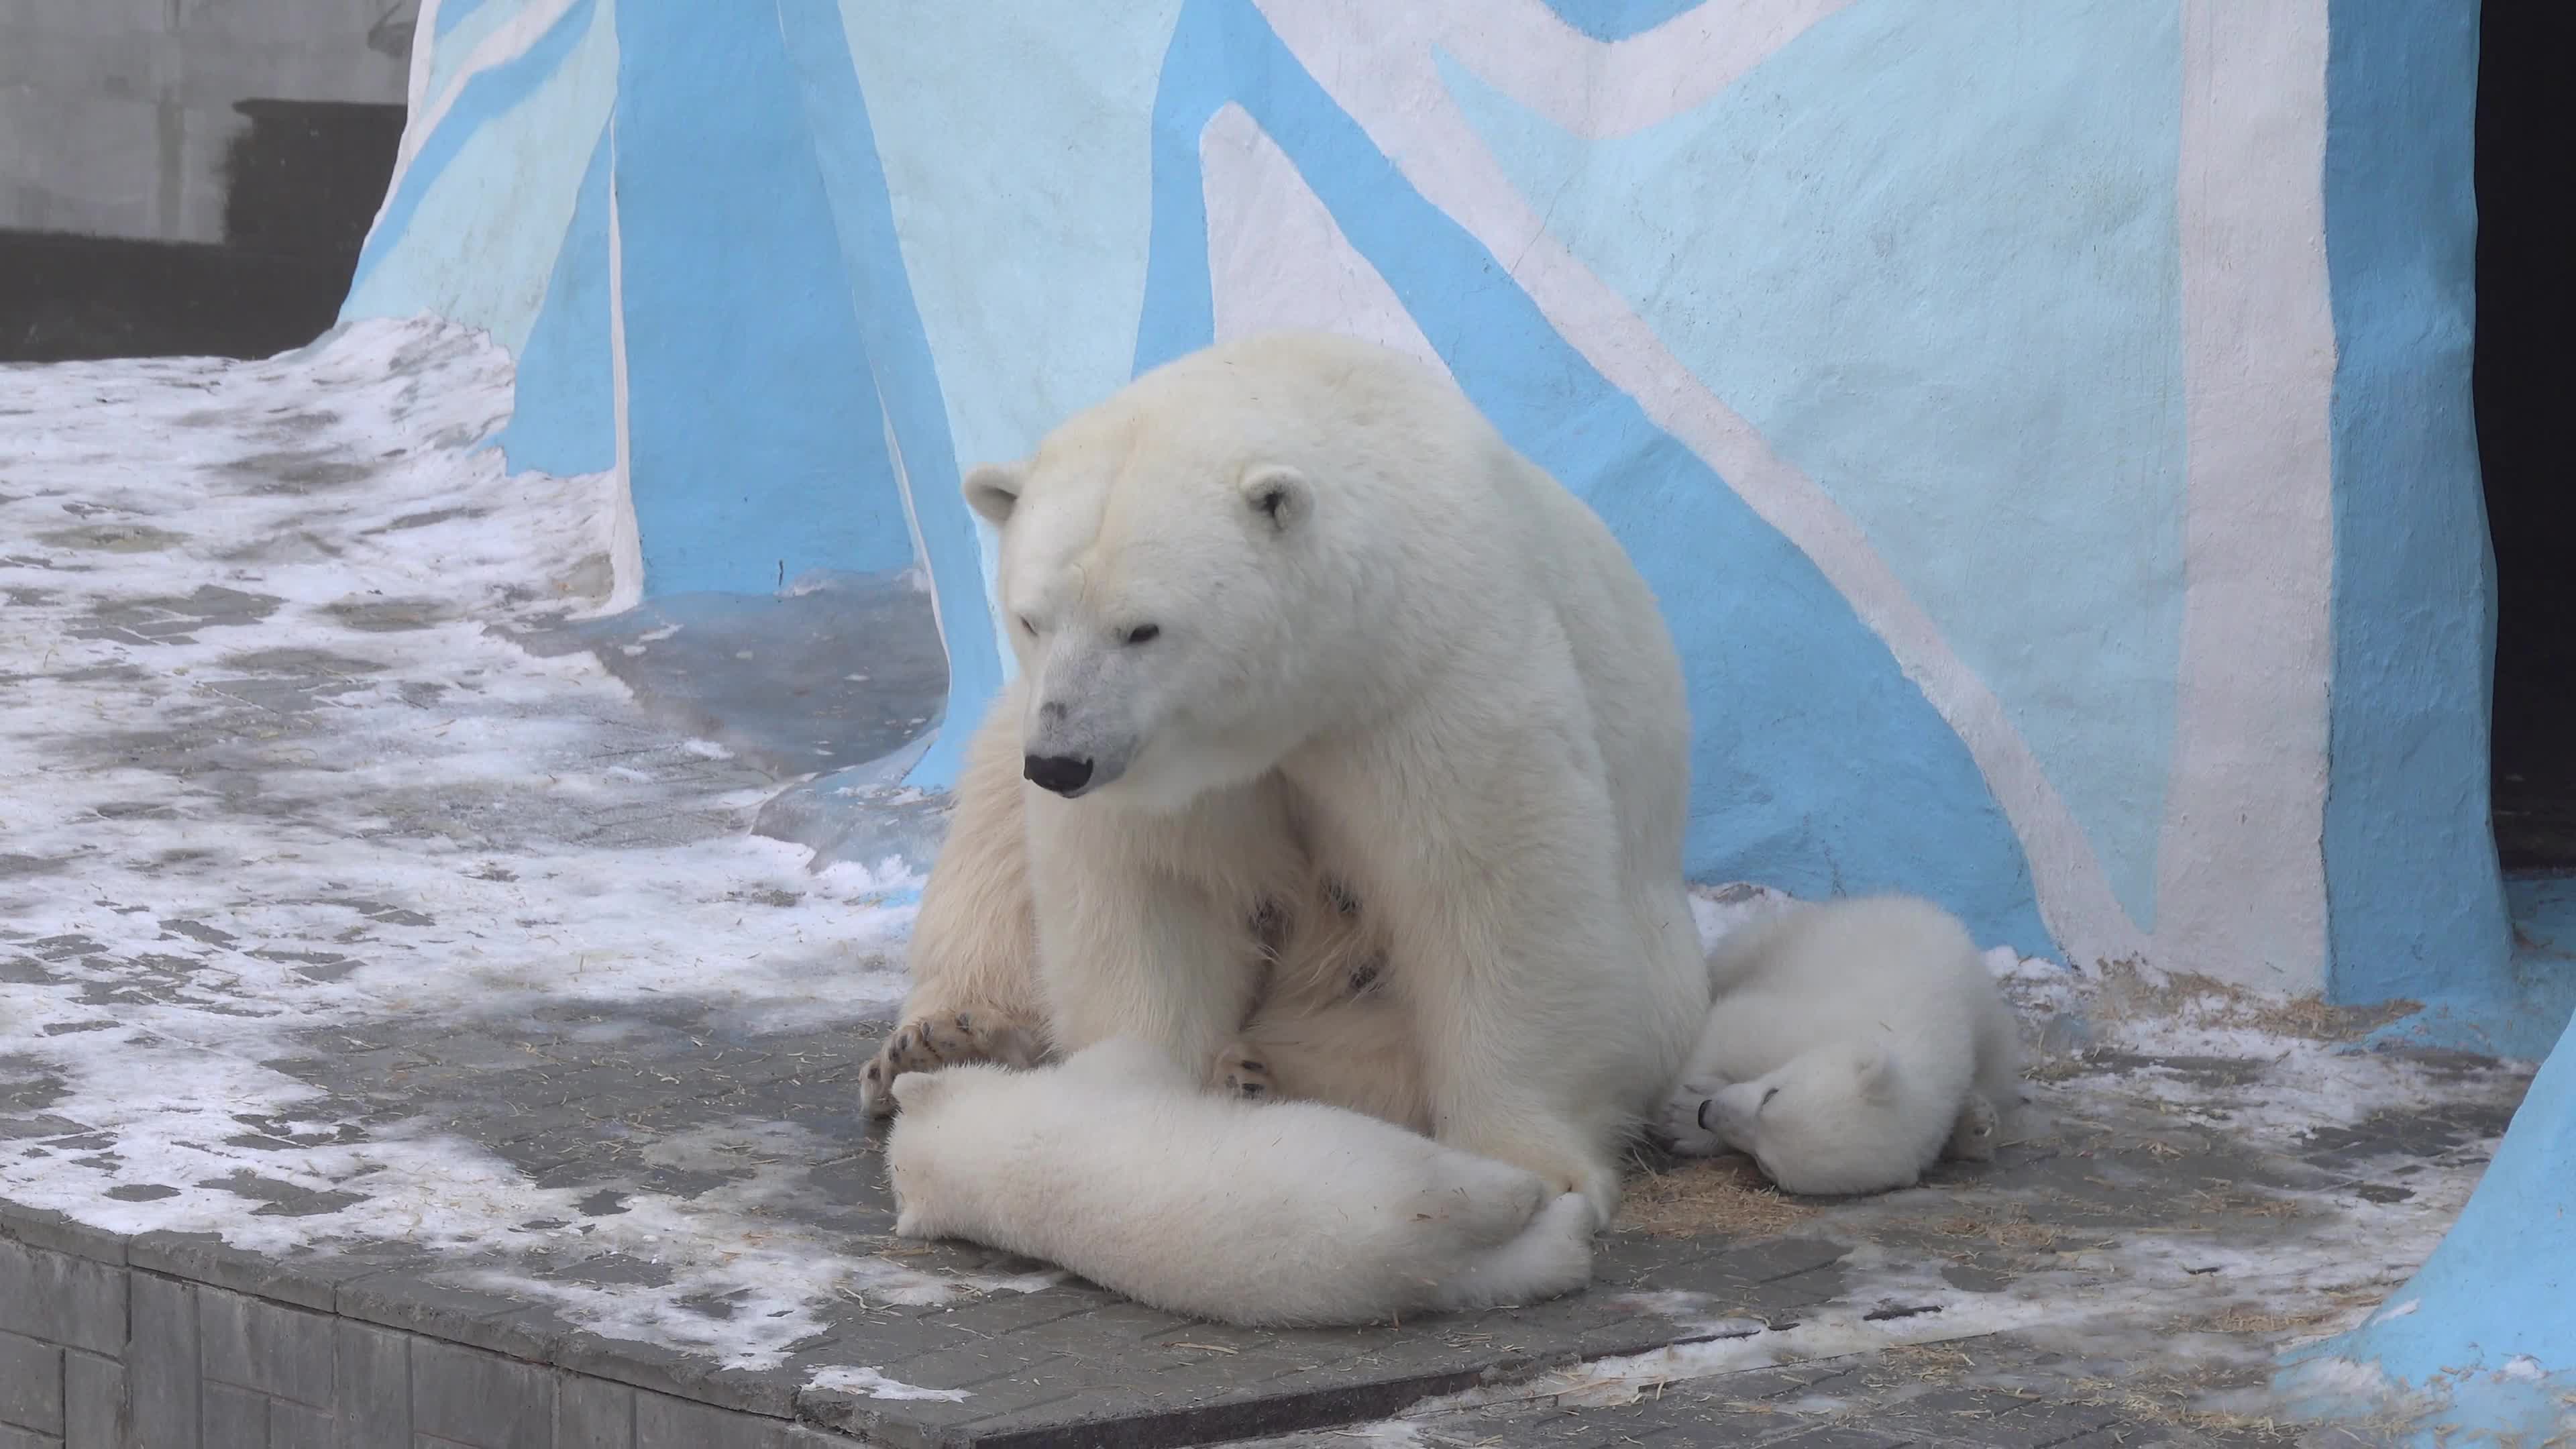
left=964, top=397, right=1368, bottom=812
left=1699, top=1043, right=1935, bottom=1197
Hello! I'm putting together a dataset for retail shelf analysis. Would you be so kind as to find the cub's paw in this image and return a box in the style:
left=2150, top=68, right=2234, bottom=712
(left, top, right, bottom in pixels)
left=859, top=1011, right=1042, bottom=1119
left=1655, top=1080, right=1731, bottom=1158
left=1546, top=1154, right=1624, bottom=1230
left=1215, top=1042, right=1275, bottom=1102
left=1943, top=1092, right=2002, bottom=1163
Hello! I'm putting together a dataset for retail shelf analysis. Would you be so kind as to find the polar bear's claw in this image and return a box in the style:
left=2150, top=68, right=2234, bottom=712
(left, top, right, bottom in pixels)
left=1943, top=1091, right=2002, bottom=1162
left=1217, top=1042, right=1275, bottom=1102
left=859, top=1010, right=1044, bottom=1119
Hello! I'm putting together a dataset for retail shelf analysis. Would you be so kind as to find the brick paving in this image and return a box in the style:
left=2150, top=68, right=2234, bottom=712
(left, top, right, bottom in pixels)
left=0, top=1009, right=2526, bottom=1446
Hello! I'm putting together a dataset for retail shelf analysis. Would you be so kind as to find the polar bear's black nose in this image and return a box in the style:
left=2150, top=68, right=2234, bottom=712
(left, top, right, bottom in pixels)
left=1024, top=753, right=1093, bottom=795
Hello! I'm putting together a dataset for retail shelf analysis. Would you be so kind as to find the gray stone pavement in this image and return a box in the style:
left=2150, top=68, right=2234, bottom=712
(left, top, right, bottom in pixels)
left=1224, top=1342, right=2307, bottom=1448
left=1, top=1037, right=2522, bottom=1448
left=0, top=325, right=2544, bottom=1448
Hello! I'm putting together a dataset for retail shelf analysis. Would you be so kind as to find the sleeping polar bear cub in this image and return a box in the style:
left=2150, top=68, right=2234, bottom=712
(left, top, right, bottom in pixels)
left=885, top=1038, right=1596, bottom=1327
left=1660, top=896, right=2025, bottom=1196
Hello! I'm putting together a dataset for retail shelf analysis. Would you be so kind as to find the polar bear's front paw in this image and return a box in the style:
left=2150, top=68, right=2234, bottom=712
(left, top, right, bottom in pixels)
left=858, top=1010, right=1043, bottom=1119
left=1943, top=1091, right=2002, bottom=1163
left=1215, top=1042, right=1275, bottom=1102
left=1656, top=1080, right=1731, bottom=1158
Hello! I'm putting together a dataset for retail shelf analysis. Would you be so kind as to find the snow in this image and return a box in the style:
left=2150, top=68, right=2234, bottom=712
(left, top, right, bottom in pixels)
left=805, top=1365, right=973, bottom=1403
left=0, top=320, right=966, bottom=1369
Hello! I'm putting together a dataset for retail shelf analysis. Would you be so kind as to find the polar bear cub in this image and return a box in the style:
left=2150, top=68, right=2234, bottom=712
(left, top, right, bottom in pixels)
left=885, top=1038, right=1596, bottom=1327
left=1659, top=896, right=2024, bottom=1196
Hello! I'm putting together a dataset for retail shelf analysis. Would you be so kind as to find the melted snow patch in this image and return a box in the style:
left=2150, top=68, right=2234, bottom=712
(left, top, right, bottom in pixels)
left=808, top=1366, right=972, bottom=1403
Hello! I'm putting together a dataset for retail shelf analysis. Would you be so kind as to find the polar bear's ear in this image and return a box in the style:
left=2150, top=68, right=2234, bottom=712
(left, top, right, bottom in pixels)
left=1240, top=464, right=1311, bottom=533
left=963, top=462, right=1028, bottom=524
left=1851, top=1044, right=1896, bottom=1105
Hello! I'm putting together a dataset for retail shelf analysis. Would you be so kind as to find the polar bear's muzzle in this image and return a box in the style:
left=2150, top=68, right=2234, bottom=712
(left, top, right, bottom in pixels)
left=1024, top=751, right=1096, bottom=796
left=1020, top=719, right=1137, bottom=799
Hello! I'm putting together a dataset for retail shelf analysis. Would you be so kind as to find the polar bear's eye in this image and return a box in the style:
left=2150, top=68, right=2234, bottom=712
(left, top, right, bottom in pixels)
left=1759, top=1086, right=1780, bottom=1110
left=1123, top=624, right=1161, bottom=645
left=1016, top=614, right=1038, bottom=637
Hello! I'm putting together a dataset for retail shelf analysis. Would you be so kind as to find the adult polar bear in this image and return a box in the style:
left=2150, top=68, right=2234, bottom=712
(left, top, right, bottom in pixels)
left=861, top=332, right=1708, bottom=1219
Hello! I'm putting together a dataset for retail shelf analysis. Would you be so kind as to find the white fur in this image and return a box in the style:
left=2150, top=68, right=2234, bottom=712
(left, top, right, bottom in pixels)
left=1659, top=896, right=2025, bottom=1196
left=876, top=331, right=1709, bottom=1222
left=884, top=1039, right=1596, bottom=1326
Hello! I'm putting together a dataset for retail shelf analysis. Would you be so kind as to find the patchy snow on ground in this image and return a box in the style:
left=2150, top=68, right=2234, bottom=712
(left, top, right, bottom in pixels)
left=0, top=321, right=959, bottom=1367
left=804, top=1364, right=973, bottom=1403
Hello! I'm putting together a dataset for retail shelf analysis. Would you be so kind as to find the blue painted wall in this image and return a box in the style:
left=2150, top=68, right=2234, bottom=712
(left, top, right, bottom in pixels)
left=2318, top=0, right=2510, bottom=1008
left=1138, top=0, right=2052, bottom=955
left=611, top=0, right=910, bottom=596
left=349, top=0, right=603, bottom=311
left=1443, top=2, right=2187, bottom=934
left=342, top=0, right=2532, bottom=1023
left=495, top=121, right=615, bottom=478
left=773, top=0, right=1004, bottom=788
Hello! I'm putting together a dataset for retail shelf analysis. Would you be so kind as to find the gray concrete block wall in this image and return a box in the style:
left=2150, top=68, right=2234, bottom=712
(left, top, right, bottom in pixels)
left=0, top=1236, right=875, bottom=1449
left=0, top=0, right=409, bottom=242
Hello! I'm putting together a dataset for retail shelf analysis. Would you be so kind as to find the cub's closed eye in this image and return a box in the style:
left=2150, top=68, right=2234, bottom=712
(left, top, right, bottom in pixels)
left=1016, top=614, right=1038, bottom=637
left=1760, top=1086, right=1780, bottom=1108
left=1123, top=624, right=1161, bottom=645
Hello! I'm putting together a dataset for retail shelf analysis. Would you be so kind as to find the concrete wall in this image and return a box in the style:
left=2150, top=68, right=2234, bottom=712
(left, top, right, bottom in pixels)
left=0, top=0, right=412, bottom=244
left=338, top=0, right=2506, bottom=1014
left=0, top=1228, right=867, bottom=1448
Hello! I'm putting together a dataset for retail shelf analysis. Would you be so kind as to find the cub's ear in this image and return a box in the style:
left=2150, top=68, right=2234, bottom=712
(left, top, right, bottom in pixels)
left=1239, top=464, right=1311, bottom=533
left=964, top=462, right=1028, bottom=525
left=889, top=1069, right=948, bottom=1113
left=1851, top=1044, right=1896, bottom=1105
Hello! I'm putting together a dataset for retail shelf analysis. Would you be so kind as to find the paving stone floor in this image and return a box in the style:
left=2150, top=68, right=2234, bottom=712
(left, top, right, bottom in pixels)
left=1, top=1029, right=2521, bottom=1448
left=0, top=323, right=2543, bottom=1448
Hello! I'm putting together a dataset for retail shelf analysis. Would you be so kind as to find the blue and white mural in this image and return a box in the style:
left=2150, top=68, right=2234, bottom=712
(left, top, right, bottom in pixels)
left=341, top=0, right=2500, bottom=1009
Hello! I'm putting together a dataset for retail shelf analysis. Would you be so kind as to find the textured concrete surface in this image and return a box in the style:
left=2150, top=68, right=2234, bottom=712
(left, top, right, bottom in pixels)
left=0, top=324, right=2543, bottom=1448
left=3, top=1055, right=2526, bottom=1448
left=1222, top=1346, right=2300, bottom=1448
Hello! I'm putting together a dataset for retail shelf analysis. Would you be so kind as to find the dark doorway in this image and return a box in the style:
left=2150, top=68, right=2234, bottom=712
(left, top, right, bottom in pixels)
left=2479, top=0, right=2575, bottom=872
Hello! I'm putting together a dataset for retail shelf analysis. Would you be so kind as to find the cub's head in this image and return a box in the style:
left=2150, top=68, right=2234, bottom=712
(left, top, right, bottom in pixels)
left=881, top=1065, right=1010, bottom=1238
left=1698, top=1043, right=1931, bottom=1197
left=964, top=390, right=1362, bottom=813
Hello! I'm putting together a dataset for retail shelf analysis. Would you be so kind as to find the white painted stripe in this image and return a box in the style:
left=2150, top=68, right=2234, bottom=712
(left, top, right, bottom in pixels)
left=367, top=0, right=449, bottom=241
left=601, top=113, right=643, bottom=616
left=1428, top=0, right=1854, bottom=140
left=1201, top=105, right=1442, bottom=368
left=1257, top=0, right=2146, bottom=969
left=878, top=375, right=951, bottom=674
left=2149, top=1, right=2335, bottom=992
left=408, top=0, right=445, bottom=118
left=380, top=0, right=587, bottom=218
